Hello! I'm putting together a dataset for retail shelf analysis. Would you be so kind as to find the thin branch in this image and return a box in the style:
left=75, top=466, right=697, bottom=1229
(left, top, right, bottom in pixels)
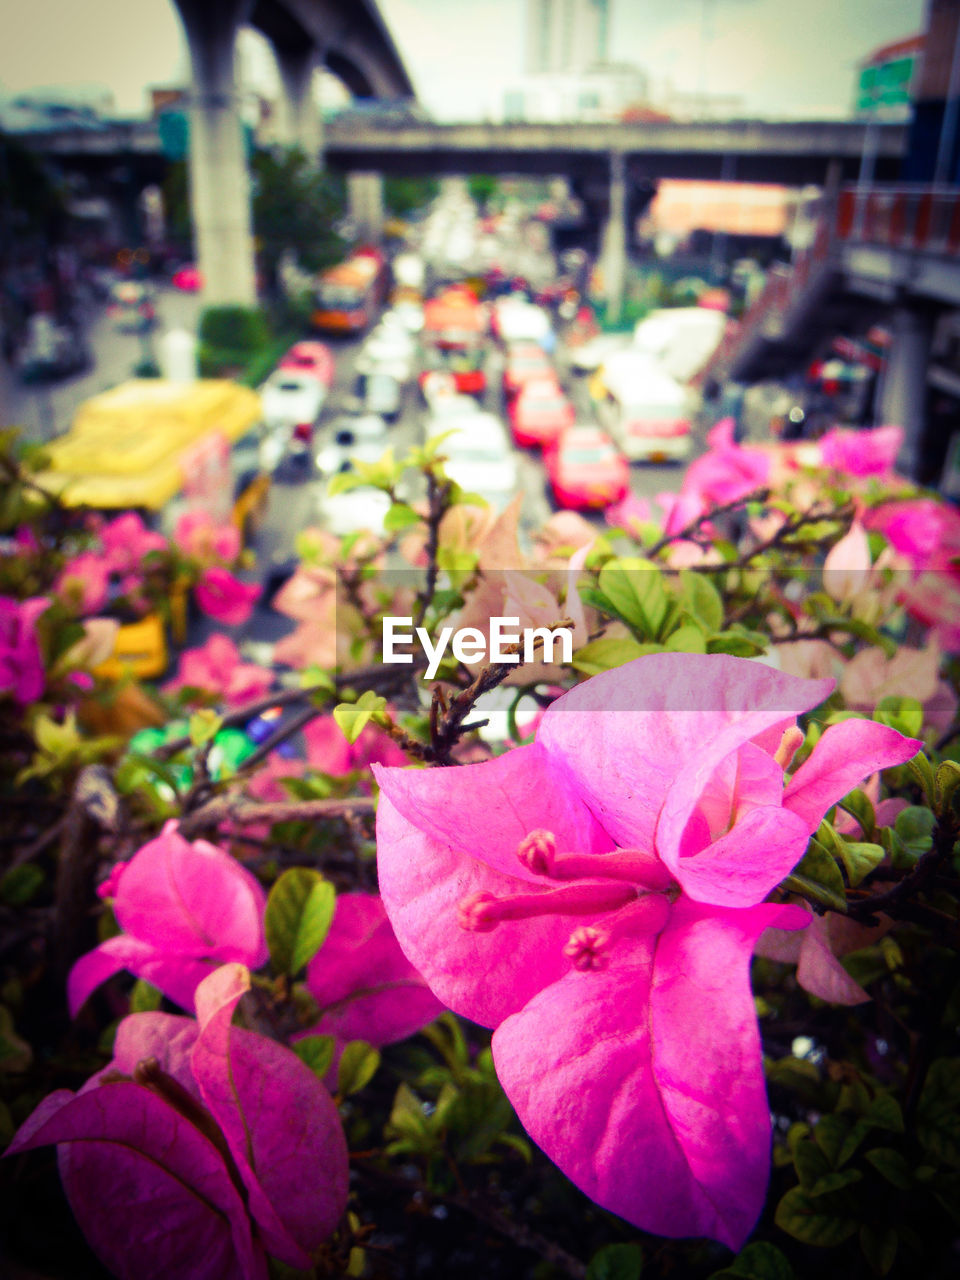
left=178, top=794, right=375, bottom=841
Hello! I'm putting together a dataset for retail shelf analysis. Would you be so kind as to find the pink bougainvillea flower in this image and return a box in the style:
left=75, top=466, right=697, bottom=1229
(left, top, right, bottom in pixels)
left=6, top=965, right=349, bottom=1280
left=302, top=893, right=444, bottom=1054
left=822, top=519, right=871, bottom=603
left=863, top=495, right=960, bottom=571
left=605, top=492, right=652, bottom=532
left=757, top=905, right=893, bottom=1006
left=374, top=653, right=919, bottom=1248
left=818, top=424, right=903, bottom=478
left=195, top=566, right=261, bottom=627
left=0, top=595, right=49, bottom=704
left=99, top=511, right=168, bottom=575
left=303, top=715, right=407, bottom=775
left=69, top=821, right=267, bottom=1015
left=164, top=634, right=273, bottom=708
left=174, top=509, right=242, bottom=565
left=680, top=418, right=771, bottom=509
left=53, top=551, right=111, bottom=616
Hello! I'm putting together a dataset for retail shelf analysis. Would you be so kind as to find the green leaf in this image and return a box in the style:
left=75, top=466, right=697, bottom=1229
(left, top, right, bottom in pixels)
left=678, top=569, right=724, bottom=632
left=837, top=788, right=876, bottom=840
left=893, top=805, right=935, bottom=858
left=570, top=636, right=649, bottom=674
left=775, top=1186, right=857, bottom=1246
left=859, top=1225, right=897, bottom=1276
left=333, top=690, right=387, bottom=745
left=783, top=838, right=848, bottom=911
left=813, top=1114, right=851, bottom=1167
left=337, top=1040, right=380, bottom=1096
left=864, top=1147, right=912, bottom=1190
left=586, top=1242, right=645, bottom=1280
left=794, top=1139, right=832, bottom=1190
left=837, top=841, right=885, bottom=888
left=189, top=709, right=222, bottom=748
left=129, top=980, right=162, bottom=1013
left=873, top=696, right=923, bottom=739
left=265, top=868, right=336, bottom=977
left=706, top=630, right=766, bottom=657
left=383, top=501, right=422, bottom=532
left=809, top=1169, right=862, bottom=1196
left=917, top=1058, right=960, bottom=1167
left=292, top=1035, right=336, bottom=1081
left=597, top=557, right=668, bottom=638
left=904, top=752, right=937, bottom=804
left=664, top=623, right=707, bottom=654
left=0, top=864, right=45, bottom=906
left=866, top=1093, right=904, bottom=1134
left=710, top=1242, right=795, bottom=1280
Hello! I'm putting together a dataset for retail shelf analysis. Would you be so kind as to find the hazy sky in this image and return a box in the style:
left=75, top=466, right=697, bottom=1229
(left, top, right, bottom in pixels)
left=0, top=0, right=927, bottom=121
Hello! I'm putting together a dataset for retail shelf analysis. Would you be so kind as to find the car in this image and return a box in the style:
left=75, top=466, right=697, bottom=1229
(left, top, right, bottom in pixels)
left=315, top=413, right=390, bottom=476
left=261, top=369, right=327, bottom=432
left=509, top=376, right=575, bottom=449
left=428, top=412, right=518, bottom=510
left=107, top=281, right=156, bottom=334
left=359, top=370, right=403, bottom=421
left=566, top=332, right=633, bottom=375
left=354, top=326, right=418, bottom=383
left=278, top=341, right=335, bottom=388
left=171, top=264, right=202, bottom=292
left=17, top=314, right=93, bottom=383
left=590, top=350, right=694, bottom=463
left=503, top=342, right=554, bottom=400
left=544, top=426, right=630, bottom=511
left=491, top=296, right=554, bottom=348
left=422, top=392, right=484, bottom=436
left=314, top=414, right=393, bottom=535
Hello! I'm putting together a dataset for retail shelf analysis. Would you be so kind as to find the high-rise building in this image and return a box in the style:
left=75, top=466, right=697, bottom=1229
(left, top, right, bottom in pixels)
left=525, top=0, right=610, bottom=75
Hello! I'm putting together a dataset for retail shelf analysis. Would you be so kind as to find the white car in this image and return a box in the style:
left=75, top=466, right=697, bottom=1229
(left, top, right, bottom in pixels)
left=315, top=414, right=393, bottom=535
left=261, top=370, right=327, bottom=430
left=566, top=332, right=633, bottom=374
left=429, top=413, right=518, bottom=509
left=354, top=327, right=418, bottom=382
left=632, top=307, right=726, bottom=383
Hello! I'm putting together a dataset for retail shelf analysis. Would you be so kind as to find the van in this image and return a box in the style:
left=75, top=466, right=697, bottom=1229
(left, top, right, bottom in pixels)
left=590, top=351, right=694, bottom=463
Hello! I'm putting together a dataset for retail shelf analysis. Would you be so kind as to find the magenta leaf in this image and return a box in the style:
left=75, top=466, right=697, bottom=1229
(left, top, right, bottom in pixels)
left=190, top=965, right=349, bottom=1265
left=6, top=1081, right=265, bottom=1280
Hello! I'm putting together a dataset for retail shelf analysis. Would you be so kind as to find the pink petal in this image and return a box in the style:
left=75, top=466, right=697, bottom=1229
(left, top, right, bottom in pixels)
left=492, top=900, right=806, bottom=1249
left=783, top=719, right=921, bottom=833
left=68, top=936, right=154, bottom=1017
left=669, top=804, right=811, bottom=908
left=373, top=741, right=612, bottom=885
left=114, top=825, right=267, bottom=966
left=795, top=914, right=870, bottom=1005
left=538, top=654, right=833, bottom=853
left=6, top=1081, right=265, bottom=1280
left=304, top=893, right=444, bottom=1046
left=190, top=965, right=349, bottom=1264
left=376, top=791, right=587, bottom=1028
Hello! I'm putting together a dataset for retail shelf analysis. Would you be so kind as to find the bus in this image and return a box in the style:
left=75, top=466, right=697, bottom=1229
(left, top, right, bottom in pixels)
left=419, top=286, right=487, bottom=396
left=311, top=247, right=390, bottom=334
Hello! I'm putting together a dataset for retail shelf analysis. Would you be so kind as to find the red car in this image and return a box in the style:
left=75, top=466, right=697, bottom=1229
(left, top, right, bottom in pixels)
left=509, top=376, right=575, bottom=448
left=545, top=426, right=630, bottom=511
left=278, top=341, right=335, bottom=388
left=503, top=343, right=553, bottom=400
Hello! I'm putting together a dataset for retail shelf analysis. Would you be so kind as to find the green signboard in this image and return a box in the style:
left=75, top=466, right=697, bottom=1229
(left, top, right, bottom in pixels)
left=857, top=53, right=917, bottom=115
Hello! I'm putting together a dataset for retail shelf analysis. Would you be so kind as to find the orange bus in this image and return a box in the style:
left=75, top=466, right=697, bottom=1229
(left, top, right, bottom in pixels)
left=311, top=247, right=390, bottom=334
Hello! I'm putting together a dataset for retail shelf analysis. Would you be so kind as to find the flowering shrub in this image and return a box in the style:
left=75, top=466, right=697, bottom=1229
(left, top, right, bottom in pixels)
left=1, top=417, right=960, bottom=1279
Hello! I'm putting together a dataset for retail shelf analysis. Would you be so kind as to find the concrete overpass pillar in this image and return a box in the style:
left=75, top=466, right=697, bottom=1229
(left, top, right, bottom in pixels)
left=348, top=172, right=385, bottom=243
left=877, top=307, right=934, bottom=479
left=599, top=150, right=627, bottom=324
left=275, top=44, right=324, bottom=163
left=172, top=0, right=257, bottom=308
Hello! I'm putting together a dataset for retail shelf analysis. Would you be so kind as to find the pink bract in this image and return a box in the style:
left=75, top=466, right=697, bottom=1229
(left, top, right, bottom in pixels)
left=6, top=965, right=349, bottom=1279
left=99, top=512, right=168, bottom=574
left=374, top=652, right=919, bottom=1248
left=0, top=595, right=49, bottom=705
left=174, top=509, right=242, bottom=564
left=818, top=424, right=903, bottom=478
left=195, top=566, right=261, bottom=627
left=165, top=634, right=273, bottom=708
left=303, top=892, right=444, bottom=1051
left=54, top=551, right=111, bottom=616
left=68, top=821, right=268, bottom=1015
